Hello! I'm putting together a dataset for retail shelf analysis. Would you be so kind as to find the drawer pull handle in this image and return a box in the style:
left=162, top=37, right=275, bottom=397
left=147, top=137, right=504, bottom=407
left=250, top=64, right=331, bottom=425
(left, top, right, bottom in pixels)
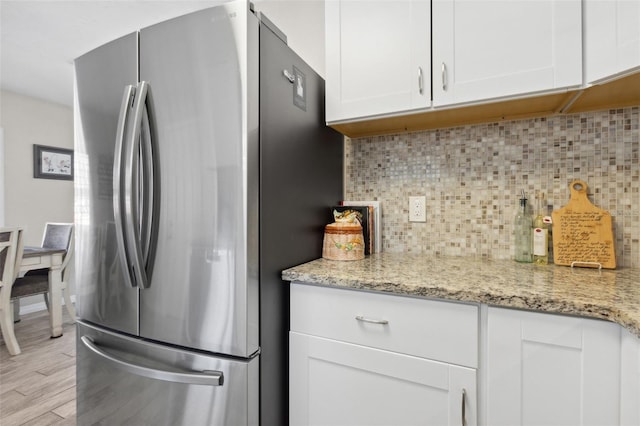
left=355, top=315, right=388, bottom=325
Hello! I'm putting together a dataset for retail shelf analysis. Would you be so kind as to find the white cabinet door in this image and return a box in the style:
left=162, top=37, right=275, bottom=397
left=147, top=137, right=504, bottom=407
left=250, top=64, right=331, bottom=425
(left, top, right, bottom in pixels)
left=621, top=328, right=640, bottom=426
left=432, top=0, right=582, bottom=107
left=325, top=0, right=430, bottom=123
left=485, top=307, right=621, bottom=426
left=584, top=0, right=640, bottom=83
left=290, top=332, right=477, bottom=426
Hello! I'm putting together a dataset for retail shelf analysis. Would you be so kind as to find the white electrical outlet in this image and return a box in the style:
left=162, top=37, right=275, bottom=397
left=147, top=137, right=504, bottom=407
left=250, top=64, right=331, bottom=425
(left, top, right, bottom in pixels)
left=409, top=196, right=426, bottom=222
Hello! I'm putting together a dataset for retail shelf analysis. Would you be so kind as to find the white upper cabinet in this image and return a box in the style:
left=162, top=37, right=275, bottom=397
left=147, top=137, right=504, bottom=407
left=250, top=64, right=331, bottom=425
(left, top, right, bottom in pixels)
left=432, top=0, right=582, bottom=107
left=325, top=0, right=431, bottom=123
left=584, top=0, right=640, bottom=84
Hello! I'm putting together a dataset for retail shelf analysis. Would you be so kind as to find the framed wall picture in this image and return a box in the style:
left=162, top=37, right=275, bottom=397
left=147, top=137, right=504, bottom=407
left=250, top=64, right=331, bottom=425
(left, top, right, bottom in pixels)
left=33, top=144, right=74, bottom=180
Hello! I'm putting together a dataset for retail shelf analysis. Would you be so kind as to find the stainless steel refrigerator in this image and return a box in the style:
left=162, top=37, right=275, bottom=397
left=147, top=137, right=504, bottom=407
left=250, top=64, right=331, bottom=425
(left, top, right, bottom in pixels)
left=73, top=3, right=343, bottom=425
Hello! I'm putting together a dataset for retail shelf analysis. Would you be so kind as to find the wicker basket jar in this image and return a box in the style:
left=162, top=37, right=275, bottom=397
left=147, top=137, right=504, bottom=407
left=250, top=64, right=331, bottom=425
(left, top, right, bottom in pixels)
left=322, top=222, right=365, bottom=261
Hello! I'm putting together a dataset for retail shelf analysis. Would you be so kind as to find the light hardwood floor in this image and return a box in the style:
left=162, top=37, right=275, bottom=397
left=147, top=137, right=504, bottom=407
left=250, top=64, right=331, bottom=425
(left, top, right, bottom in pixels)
left=0, top=309, right=76, bottom=426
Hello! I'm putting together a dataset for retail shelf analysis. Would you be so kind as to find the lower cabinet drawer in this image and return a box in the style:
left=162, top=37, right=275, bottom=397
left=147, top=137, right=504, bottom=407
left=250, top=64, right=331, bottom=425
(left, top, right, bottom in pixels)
left=290, top=282, right=478, bottom=368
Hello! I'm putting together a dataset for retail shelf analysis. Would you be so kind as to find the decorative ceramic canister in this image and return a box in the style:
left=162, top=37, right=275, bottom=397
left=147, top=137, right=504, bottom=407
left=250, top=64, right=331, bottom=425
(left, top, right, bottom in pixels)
left=322, top=210, right=365, bottom=261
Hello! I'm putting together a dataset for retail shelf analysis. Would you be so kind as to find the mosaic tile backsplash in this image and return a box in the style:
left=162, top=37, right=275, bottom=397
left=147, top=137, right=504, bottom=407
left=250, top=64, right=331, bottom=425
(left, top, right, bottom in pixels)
left=345, top=106, right=640, bottom=268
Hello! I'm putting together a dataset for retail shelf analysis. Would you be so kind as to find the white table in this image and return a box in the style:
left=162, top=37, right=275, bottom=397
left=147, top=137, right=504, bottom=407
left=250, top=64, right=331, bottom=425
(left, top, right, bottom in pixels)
left=20, top=246, right=66, bottom=338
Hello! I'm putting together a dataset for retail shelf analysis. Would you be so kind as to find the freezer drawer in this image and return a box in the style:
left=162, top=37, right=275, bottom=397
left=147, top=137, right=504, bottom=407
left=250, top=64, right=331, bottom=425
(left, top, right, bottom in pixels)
left=76, top=321, right=258, bottom=426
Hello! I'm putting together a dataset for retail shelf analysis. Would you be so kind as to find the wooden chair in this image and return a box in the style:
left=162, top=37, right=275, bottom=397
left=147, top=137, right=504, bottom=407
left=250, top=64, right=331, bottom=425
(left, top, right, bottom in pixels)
left=14, top=223, right=76, bottom=322
left=0, top=227, right=25, bottom=355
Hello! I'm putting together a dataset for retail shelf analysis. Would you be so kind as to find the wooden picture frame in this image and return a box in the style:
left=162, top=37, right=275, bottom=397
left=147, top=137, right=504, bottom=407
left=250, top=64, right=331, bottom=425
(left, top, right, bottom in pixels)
left=33, top=144, right=74, bottom=181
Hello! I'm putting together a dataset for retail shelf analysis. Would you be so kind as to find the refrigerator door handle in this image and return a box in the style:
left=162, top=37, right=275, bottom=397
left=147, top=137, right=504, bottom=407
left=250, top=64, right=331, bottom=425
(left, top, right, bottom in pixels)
left=138, top=84, right=156, bottom=276
left=80, top=336, right=225, bottom=386
left=113, top=85, right=137, bottom=288
left=123, top=81, right=153, bottom=289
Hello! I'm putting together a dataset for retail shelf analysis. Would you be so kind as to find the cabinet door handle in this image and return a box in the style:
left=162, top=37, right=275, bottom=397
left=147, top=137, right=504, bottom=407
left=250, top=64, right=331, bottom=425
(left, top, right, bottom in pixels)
left=442, top=62, right=448, bottom=91
left=461, top=388, right=467, bottom=426
left=355, top=315, right=388, bottom=325
left=417, top=67, right=424, bottom=95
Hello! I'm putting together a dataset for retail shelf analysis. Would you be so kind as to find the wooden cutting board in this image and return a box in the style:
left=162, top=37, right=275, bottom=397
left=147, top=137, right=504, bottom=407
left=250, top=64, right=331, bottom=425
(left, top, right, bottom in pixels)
left=551, top=180, right=616, bottom=269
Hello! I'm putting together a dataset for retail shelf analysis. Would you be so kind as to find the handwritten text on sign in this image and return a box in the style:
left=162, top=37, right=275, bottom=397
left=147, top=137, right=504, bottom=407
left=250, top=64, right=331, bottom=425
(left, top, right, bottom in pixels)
left=554, top=211, right=614, bottom=265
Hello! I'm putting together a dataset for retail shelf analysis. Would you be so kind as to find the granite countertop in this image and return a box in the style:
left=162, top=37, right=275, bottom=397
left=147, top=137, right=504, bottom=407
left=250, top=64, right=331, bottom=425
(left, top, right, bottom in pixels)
left=282, top=253, right=640, bottom=338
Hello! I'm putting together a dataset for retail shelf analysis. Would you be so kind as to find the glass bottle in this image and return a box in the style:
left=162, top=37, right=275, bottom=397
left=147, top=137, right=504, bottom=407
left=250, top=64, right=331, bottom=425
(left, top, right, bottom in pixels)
left=514, top=191, right=532, bottom=263
left=532, top=193, right=549, bottom=265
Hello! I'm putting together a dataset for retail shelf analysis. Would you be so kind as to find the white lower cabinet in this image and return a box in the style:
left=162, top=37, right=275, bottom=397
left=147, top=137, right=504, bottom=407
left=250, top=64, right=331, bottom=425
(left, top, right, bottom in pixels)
left=289, top=283, right=478, bottom=426
left=290, top=332, right=476, bottom=426
left=621, top=328, right=640, bottom=425
left=289, top=283, right=638, bottom=426
left=485, top=306, right=622, bottom=426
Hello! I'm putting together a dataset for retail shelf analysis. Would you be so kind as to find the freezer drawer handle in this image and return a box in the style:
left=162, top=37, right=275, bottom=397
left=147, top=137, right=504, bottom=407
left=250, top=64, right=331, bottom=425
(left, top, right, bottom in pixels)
left=81, top=336, right=224, bottom=386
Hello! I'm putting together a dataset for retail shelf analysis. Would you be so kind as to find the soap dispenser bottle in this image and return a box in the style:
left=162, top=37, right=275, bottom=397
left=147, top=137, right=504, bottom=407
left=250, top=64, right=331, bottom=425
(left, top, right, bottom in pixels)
left=514, top=190, right=533, bottom=263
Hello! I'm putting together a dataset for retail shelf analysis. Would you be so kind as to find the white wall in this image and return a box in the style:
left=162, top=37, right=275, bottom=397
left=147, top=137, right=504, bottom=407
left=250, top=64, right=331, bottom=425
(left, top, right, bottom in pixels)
left=1, top=90, right=74, bottom=242
left=252, top=0, right=326, bottom=77
left=0, top=90, right=74, bottom=310
left=0, top=128, right=4, bottom=226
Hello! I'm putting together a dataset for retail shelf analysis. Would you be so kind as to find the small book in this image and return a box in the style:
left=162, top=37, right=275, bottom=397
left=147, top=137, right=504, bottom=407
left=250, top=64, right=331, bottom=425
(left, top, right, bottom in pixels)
left=341, top=200, right=381, bottom=253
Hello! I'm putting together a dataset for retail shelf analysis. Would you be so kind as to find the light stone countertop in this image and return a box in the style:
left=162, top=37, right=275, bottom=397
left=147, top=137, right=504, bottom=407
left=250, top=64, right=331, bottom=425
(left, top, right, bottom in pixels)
left=282, top=253, right=640, bottom=338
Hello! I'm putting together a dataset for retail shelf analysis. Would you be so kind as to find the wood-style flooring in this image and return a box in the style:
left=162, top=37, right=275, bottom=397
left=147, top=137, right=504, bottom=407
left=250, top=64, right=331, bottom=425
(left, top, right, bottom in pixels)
left=0, top=309, right=76, bottom=426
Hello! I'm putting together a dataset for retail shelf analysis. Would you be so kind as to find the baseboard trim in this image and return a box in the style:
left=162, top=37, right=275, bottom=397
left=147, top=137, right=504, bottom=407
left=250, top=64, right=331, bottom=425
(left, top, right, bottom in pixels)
left=20, top=295, right=76, bottom=315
